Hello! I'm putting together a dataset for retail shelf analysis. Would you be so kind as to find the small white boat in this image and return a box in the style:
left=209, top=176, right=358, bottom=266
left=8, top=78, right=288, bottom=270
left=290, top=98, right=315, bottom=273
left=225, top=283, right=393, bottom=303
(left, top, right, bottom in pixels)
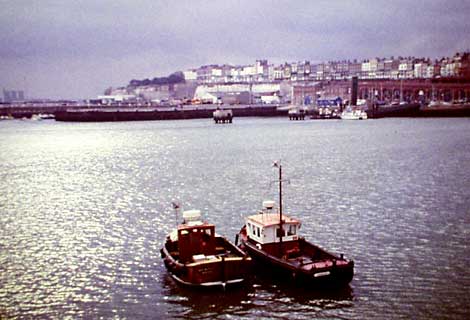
left=30, top=113, right=55, bottom=121
left=340, top=108, right=367, bottom=120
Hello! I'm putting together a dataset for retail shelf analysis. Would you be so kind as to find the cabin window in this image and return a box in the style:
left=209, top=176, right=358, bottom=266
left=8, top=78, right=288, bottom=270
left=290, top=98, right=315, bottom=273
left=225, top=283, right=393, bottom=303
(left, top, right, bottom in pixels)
left=276, top=228, right=285, bottom=237
left=288, top=225, right=296, bottom=236
left=252, top=225, right=256, bottom=236
left=257, top=227, right=260, bottom=237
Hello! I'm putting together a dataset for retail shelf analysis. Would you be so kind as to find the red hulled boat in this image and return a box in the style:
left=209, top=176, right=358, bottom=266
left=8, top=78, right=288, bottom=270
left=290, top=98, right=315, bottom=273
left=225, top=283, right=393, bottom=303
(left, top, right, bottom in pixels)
left=161, top=209, right=251, bottom=289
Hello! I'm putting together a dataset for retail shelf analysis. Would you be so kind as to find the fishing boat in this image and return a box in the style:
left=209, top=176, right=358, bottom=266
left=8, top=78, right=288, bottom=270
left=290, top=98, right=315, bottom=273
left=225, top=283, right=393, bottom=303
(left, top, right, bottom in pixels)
left=236, top=163, right=354, bottom=287
left=340, top=107, right=367, bottom=120
left=161, top=208, right=251, bottom=289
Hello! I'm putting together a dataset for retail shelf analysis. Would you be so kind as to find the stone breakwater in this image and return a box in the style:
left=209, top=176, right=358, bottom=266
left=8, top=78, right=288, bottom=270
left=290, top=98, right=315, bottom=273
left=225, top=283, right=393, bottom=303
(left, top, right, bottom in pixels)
left=1, top=103, right=470, bottom=121
left=0, top=104, right=286, bottom=121
left=54, top=105, right=287, bottom=122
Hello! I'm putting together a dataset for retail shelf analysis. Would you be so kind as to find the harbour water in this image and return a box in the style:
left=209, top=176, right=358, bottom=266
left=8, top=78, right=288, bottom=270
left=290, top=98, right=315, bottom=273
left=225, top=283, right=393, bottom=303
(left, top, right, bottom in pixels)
left=1, top=117, right=469, bottom=319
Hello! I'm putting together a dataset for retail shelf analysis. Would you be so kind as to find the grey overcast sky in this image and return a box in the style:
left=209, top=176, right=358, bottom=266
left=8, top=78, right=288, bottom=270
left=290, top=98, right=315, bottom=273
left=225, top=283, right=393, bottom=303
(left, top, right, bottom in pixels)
left=1, top=0, right=470, bottom=99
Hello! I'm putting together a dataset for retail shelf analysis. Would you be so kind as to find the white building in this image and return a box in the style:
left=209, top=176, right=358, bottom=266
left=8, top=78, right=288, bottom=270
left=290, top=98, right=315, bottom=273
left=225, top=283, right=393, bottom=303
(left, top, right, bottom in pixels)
left=414, top=62, right=428, bottom=78
left=97, top=94, right=137, bottom=104
left=398, top=61, right=413, bottom=78
left=183, top=69, right=197, bottom=81
left=426, top=65, right=436, bottom=78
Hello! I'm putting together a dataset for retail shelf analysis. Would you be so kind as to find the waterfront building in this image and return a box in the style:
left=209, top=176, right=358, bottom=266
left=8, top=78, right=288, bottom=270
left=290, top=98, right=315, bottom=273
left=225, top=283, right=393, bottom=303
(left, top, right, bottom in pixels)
left=256, top=60, right=269, bottom=81
left=398, top=60, right=414, bottom=79
left=282, top=63, right=292, bottom=80
left=426, top=64, right=438, bottom=78
left=292, top=82, right=321, bottom=105
left=414, top=61, right=429, bottom=79
left=315, top=63, right=324, bottom=81
left=361, top=60, right=371, bottom=79
left=272, top=65, right=284, bottom=81
left=457, top=53, right=470, bottom=78
left=196, top=65, right=224, bottom=83
left=97, top=94, right=137, bottom=104
left=3, top=89, right=25, bottom=102
left=183, top=69, right=197, bottom=81
left=349, top=61, right=362, bottom=79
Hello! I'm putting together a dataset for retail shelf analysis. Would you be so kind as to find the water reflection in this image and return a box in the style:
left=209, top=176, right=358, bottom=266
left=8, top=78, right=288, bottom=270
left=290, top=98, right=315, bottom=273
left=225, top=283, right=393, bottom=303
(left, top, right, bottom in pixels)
left=1, top=118, right=470, bottom=319
left=161, top=274, right=253, bottom=318
left=160, top=267, right=354, bottom=319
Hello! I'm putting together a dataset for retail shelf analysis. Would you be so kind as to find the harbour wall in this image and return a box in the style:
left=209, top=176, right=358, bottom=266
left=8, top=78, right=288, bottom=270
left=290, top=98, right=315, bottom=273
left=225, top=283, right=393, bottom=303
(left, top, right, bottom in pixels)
left=0, top=104, right=287, bottom=121
left=54, top=105, right=287, bottom=122
left=2, top=103, right=470, bottom=121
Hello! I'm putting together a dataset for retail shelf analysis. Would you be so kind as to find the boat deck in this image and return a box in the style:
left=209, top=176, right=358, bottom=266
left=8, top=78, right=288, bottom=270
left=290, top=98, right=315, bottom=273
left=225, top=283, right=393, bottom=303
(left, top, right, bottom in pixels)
left=169, top=246, right=242, bottom=261
left=287, top=255, right=350, bottom=271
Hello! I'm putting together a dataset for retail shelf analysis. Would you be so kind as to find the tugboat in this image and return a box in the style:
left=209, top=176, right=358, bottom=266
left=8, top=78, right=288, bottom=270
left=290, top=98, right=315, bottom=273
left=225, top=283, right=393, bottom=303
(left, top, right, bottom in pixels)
left=161, top=208, right=251, bottom=289
left=236, top=163, right=354, bottom=287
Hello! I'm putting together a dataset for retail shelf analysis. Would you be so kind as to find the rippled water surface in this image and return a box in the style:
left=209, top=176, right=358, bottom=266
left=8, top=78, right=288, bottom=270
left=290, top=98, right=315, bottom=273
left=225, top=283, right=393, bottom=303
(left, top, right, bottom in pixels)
left=1, top=117, right=469, bottom=319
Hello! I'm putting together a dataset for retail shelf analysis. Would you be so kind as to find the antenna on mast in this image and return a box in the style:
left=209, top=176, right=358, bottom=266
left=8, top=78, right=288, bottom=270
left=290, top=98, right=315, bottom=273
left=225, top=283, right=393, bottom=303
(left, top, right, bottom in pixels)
left=171, top=202, right=180, bottom=227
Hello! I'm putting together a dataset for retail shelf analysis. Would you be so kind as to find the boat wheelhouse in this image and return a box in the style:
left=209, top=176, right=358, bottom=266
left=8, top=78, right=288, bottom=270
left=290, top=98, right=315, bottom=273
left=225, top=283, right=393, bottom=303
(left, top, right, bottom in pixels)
left=244, top=200, right=302, bottom=257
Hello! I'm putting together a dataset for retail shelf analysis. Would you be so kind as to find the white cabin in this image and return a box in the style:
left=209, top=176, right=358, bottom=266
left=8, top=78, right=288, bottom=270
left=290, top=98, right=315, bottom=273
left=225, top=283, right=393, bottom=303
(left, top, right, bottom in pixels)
left=245, top=201, right=301, bottom=244
left=183, top=209, right=203, bottom=226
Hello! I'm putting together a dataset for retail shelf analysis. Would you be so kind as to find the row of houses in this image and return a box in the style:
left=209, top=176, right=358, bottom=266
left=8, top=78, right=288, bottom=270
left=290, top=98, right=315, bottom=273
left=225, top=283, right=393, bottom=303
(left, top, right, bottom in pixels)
left=102, top=52, right=470, bottom=106
left=183, top=52, right=470, bottom=83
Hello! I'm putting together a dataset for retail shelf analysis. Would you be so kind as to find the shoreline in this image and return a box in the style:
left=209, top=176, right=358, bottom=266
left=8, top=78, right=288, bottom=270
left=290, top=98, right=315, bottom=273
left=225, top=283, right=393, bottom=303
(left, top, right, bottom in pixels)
left=1, top=103, right=470, bottom=121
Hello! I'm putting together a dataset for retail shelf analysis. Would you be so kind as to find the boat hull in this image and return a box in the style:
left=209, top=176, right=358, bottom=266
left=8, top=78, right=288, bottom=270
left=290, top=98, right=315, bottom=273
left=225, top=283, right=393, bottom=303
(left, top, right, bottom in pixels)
left=366, top=102, right=421, bottom=118
left=238, top=234, right=353, bottom=287
left=419, top=103, right=470, bottom=117
left=161, top=236, right=251, bottom=290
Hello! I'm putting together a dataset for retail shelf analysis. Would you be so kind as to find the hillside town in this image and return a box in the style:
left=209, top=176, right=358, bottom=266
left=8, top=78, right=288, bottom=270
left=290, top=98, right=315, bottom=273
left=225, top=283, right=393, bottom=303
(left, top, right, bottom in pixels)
left=99, top=52, right=470, bottom=106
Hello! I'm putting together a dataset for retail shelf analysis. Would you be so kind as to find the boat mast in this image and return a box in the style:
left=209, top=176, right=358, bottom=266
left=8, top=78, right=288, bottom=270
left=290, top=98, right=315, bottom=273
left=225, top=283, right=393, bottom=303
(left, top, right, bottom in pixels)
left=274, top=161, right=284, bottom=254
left=172, top=202, right=180, bottom=227
left=279, top=162, right=283, bottom=242
left=400, top=79, right=403, bottom=102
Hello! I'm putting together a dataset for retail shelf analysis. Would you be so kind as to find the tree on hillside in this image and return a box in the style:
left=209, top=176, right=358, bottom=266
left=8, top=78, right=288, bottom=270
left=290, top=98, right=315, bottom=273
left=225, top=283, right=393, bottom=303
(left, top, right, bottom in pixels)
left=128, top=71, right=185, bottom=87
